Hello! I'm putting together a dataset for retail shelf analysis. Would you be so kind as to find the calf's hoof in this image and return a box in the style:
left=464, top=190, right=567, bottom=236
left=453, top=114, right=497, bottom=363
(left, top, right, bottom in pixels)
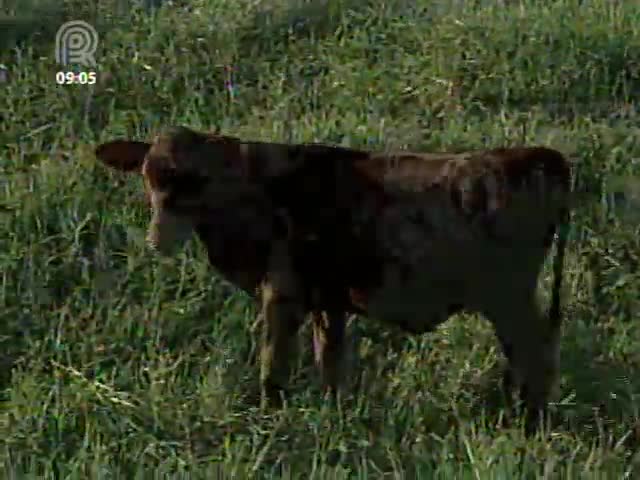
left=260, top=380, right=287, bottom=410
left=524, top=408, right=550, bottom=437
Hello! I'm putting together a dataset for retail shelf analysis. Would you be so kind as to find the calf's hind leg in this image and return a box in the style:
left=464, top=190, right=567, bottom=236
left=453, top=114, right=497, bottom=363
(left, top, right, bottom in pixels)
left=488, top=295, right=560, bottom=434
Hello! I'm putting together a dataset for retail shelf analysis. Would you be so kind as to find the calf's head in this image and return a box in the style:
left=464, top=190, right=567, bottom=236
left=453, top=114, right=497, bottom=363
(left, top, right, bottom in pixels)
left=94, top=126, right=257, bottom=255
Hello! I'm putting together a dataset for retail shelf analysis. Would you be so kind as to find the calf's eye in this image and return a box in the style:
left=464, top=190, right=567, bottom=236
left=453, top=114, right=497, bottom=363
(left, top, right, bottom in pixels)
left=171, top=173, right=210, bottom=195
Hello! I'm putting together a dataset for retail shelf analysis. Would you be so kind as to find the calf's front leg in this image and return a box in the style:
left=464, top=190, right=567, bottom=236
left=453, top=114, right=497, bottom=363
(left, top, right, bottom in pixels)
left=312, top=310, right=347, bottom=396
left=259, top=281, right=305, bottom=408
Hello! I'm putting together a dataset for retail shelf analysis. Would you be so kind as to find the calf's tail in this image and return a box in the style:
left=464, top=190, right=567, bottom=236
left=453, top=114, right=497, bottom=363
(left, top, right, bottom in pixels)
left=548, top=207, right=570, bottom=331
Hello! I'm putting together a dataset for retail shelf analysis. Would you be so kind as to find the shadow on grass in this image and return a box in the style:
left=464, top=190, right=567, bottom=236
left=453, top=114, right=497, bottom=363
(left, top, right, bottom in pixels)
left=462, top=301, right=640, bottom=453
left=0, top=2, right=66, bottom=55
left=0, top=0, right=166, bottom=62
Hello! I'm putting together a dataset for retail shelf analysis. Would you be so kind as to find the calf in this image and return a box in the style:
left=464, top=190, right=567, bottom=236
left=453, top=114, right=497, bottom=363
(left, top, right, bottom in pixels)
left=95, top=126, right=571, bottom=432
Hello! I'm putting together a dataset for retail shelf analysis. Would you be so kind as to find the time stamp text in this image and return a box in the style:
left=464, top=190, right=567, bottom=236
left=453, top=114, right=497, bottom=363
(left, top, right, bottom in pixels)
left=56, top=71, right=98, bottom=85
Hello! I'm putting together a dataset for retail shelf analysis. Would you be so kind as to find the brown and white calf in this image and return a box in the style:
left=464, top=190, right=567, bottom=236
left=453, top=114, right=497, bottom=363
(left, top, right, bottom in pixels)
left=95, top=126, right=571, bottom=431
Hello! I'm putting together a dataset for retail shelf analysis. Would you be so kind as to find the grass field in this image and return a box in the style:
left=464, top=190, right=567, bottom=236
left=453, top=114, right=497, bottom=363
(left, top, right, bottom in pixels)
left=2, top=0, right=640, bottom=477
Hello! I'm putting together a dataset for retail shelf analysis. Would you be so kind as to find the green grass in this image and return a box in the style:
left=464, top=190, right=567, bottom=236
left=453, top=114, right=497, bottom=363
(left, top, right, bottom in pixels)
left=2, top=0, right=640, bottom=477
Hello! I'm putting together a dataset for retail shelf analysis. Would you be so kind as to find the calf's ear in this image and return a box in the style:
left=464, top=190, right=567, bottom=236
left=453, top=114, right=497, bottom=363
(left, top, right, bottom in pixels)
left=95, top=140, right=151, bottom=173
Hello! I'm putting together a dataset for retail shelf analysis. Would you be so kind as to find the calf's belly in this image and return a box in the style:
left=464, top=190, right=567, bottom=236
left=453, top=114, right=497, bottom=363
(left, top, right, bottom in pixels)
left=352, top=263, right=464, bottom=334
